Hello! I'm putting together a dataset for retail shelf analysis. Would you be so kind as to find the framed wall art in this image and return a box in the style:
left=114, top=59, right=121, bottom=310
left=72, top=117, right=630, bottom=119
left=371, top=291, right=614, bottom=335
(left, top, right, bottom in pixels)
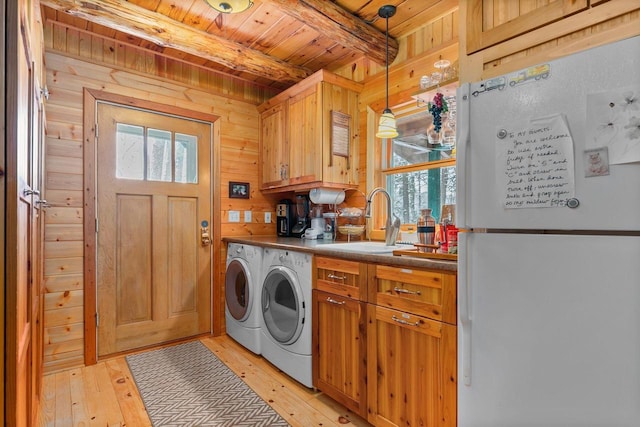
left=229, top=181, right=250, bottom=199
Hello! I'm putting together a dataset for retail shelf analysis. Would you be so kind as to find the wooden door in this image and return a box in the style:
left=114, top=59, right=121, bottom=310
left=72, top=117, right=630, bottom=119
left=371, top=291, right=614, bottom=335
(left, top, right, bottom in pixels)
left=260, top=102, right=287, bottom=188
left=366, top=305, right=457, bottom=427
left=96, top=103, right=212, bottom=356
left=5, top=13, right=44, bottom=426
left=287, top=85, right=322, bottom=185
left=29, top=69, right=46, bottom=427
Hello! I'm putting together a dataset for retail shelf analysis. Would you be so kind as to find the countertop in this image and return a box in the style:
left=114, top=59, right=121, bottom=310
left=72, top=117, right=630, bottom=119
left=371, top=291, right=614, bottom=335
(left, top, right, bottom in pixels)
left=223, top=236, right=458, bottom=273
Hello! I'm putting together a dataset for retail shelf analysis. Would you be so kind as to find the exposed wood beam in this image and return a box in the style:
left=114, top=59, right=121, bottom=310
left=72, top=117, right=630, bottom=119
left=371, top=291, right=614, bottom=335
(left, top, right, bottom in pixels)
left=268, top=0, right=399, bottom=65
left=40, top=0, right=313, bottom=86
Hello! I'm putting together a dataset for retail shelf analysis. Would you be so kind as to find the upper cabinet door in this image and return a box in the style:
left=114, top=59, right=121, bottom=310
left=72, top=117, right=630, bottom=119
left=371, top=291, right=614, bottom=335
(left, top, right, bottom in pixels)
left=466, top=0, right=589, bottom=54
left=287, top=84, right=322, bottom=186
left=260, top=102, right=287, bottom=189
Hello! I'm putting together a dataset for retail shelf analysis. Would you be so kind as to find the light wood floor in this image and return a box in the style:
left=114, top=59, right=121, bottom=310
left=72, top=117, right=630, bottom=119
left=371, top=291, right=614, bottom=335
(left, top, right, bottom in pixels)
left=38, top=335, right=371, bottom=426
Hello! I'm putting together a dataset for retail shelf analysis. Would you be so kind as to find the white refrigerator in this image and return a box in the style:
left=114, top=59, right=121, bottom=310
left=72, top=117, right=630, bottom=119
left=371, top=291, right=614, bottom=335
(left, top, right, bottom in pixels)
left=456, top=35, right=640, bottom=427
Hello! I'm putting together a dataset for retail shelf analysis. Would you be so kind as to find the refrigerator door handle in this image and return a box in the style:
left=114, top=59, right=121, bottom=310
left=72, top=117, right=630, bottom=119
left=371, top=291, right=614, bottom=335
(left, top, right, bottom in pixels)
left=458, top=231, right=472, bottom=386
left=456, top=84, right=472, bottom=229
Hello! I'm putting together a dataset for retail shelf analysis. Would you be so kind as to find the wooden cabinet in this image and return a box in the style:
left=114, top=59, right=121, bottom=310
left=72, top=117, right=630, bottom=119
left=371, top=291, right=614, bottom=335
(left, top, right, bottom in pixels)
left=258, top=70, right=362, bottom=192
left=366, top=305, right=457, bottom=427
left=312, top=257, right=367, bottom=417
left=366, top=264, right=457, bottom=427
left=466, top=0, right=589, bottom=54
left=312, top=255, right=457, bottom=426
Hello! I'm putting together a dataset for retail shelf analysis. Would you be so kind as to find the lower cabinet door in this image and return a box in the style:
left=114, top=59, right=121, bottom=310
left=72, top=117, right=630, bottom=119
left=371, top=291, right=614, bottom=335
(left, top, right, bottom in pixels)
left=366, top=304, right=457, bottom=427
left=312, top=289, right=367, bottom=417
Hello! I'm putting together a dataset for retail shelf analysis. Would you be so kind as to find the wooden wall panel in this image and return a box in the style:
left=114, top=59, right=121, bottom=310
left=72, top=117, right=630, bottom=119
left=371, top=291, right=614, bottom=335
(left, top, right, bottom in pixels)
left=43, top=26, right=279, bottom=372
left=333, top=10, right=459, bottom=84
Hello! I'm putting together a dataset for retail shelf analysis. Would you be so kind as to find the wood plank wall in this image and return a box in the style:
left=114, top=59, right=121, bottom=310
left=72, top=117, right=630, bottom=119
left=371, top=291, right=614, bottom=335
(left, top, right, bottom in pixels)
left=41, top=21, right=279, bottom=373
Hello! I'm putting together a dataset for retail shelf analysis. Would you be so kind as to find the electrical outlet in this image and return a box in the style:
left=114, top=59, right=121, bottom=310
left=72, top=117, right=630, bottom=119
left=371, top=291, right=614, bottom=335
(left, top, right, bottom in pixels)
left=265, top=212, right=272, bottom=223
left=244, top=210, right=252, bottom=223
left=228, top=210, right=240, bottom=222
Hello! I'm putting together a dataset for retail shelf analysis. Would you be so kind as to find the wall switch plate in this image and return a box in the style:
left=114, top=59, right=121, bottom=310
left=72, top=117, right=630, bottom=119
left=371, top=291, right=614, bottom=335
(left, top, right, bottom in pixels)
left=244, top=210, right=252, bottom=223
left=265, top=212, right=272, bottom=223
left=228, top=210, right=240, bottom=222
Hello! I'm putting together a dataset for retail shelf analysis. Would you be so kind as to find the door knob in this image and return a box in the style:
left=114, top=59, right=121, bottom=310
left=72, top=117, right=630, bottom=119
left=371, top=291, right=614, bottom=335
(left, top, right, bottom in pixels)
left=200, top=220, right=211, bottom=246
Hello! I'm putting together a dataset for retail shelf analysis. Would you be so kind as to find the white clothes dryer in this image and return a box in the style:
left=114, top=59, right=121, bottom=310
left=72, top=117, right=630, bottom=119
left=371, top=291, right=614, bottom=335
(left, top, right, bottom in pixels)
left=225, top=243, right=263, bottom=354
left=260, top=247, right=313, bottom=388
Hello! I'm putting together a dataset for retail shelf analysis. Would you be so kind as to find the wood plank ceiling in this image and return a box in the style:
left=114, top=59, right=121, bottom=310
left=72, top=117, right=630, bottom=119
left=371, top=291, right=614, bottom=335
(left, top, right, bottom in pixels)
left=40, top=0, right=454, bottom=91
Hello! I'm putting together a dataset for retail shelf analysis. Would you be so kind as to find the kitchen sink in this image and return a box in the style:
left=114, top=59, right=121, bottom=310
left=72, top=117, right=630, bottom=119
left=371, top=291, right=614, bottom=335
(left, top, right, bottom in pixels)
left=314, top=241, right=412, bottom=254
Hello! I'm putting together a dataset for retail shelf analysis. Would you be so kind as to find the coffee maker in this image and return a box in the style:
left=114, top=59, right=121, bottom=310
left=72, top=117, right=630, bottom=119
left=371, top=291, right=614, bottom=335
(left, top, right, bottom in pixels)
left=276, top=199, right=294, bottom=237
left=291, top=194, right=309, bottom=237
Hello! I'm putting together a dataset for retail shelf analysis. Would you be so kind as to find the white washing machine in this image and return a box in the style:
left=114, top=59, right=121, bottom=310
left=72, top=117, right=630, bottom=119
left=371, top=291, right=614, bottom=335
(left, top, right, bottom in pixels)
left=260, top=247, right=313, bottom=388
left=225, top=243, right=263, bottom=355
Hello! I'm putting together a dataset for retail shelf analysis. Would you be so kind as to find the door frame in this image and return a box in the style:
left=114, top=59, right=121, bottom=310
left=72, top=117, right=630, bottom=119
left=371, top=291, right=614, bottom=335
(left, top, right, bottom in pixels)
left=82, top=89, right=221, bottom=365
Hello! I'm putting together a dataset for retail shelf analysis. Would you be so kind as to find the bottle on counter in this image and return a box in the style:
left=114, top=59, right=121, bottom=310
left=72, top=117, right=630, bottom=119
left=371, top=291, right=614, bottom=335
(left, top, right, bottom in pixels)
left=417, top=208, right=436, bottom=246
left=438, top=212, right=452, bottom=253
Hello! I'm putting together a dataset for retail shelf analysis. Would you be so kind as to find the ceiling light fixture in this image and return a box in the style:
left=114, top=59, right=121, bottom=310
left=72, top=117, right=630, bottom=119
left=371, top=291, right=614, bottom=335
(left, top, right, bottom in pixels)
left=376, top=4, right=398, bottom=140
left=204, top=0, right=254, bottom=14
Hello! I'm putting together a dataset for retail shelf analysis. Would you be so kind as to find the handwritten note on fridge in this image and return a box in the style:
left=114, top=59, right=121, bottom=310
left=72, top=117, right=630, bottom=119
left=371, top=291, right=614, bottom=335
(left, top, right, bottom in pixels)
left=497, top=114, right=575, bottom=209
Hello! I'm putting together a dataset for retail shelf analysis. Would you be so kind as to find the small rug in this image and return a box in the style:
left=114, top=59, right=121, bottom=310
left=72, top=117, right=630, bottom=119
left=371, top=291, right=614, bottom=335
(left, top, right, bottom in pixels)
left=126, top=341, right=289, bottom=427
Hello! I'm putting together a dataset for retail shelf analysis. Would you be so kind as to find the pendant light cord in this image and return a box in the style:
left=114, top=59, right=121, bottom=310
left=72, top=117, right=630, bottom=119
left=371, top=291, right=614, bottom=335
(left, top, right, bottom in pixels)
left=385, top=14, right=389, bottom=111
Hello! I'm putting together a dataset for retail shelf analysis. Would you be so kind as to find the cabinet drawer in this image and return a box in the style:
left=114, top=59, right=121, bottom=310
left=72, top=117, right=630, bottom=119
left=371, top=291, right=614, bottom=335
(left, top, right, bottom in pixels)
left=314, top=256, right=366, bottom=300
left=368, top=264, right=456, bottom=325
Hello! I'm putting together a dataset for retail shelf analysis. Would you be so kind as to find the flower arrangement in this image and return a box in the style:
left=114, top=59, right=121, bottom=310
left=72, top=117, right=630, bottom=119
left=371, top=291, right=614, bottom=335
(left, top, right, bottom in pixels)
left=428, top=92, right=448, bottom=133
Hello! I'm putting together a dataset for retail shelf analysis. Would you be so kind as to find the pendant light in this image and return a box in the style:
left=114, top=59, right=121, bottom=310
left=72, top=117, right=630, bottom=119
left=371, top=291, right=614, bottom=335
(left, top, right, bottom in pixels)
left=376, top=5, right=398, bottom=139
left=204, top=0, right=253, bottom=14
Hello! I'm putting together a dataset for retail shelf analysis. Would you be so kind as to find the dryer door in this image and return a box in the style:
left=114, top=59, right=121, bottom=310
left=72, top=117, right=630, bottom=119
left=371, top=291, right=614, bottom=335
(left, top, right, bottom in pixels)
left=261, top=266, right=305, bottom=345
left=225, top=259, right=253, bottom=321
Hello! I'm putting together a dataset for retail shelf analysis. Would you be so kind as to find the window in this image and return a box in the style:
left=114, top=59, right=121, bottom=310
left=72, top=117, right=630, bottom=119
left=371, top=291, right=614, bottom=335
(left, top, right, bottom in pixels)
left=376, top=99, right=456, bottom=229
left=116, top=124, right=198, bottom=183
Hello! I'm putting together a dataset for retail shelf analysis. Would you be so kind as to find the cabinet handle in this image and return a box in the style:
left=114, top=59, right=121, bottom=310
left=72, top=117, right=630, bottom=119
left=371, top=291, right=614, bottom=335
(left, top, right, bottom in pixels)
left=327, top=273, right=346, bottom=281
left=24, top=188, right=40, bottom=196
left=393, top=286, right=421, bottom=296
left=392, top=315, right=419, bottom=327
left=326, top=297, right=346, bottom=305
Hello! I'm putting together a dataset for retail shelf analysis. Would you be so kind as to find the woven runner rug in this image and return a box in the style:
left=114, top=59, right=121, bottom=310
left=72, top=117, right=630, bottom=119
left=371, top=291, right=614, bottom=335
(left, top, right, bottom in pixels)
left=126, top=341, right=289, bottom=427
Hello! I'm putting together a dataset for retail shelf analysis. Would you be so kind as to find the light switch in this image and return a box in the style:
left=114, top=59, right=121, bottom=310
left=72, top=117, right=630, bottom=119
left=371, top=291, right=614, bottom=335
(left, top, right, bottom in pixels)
left=228, top=210, right=240, bottom=222
left=244, top=210, right=252, bottom=223
left=265, top=212, right=272, bottom=223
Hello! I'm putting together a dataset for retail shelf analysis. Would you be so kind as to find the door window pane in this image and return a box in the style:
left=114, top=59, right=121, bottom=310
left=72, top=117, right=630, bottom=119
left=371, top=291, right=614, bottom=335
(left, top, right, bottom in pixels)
left=115, top=123, right=200, bottom=184
left=147, top=129, right=172, bottom=182
left=116, top=124, right=144, bottom=180
left=175, top=133, right=198, bottom=184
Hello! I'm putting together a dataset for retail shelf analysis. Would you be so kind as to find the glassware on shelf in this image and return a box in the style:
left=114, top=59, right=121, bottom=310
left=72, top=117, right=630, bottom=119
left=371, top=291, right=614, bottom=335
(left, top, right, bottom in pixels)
left=443, top=64, right=457, bottom=81
left=419, top=75, right=431, bottom=90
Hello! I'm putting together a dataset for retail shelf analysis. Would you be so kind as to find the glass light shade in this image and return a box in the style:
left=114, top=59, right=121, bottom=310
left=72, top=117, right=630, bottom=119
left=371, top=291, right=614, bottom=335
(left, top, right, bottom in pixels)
left=376, top=110, right=399, bottom=139
left=204, top=0, right=253, bottom=13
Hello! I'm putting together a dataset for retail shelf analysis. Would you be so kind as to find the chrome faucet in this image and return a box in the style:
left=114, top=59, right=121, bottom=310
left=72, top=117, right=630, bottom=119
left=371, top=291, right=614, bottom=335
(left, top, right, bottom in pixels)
left=365, top=187, right=401, bottom=246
